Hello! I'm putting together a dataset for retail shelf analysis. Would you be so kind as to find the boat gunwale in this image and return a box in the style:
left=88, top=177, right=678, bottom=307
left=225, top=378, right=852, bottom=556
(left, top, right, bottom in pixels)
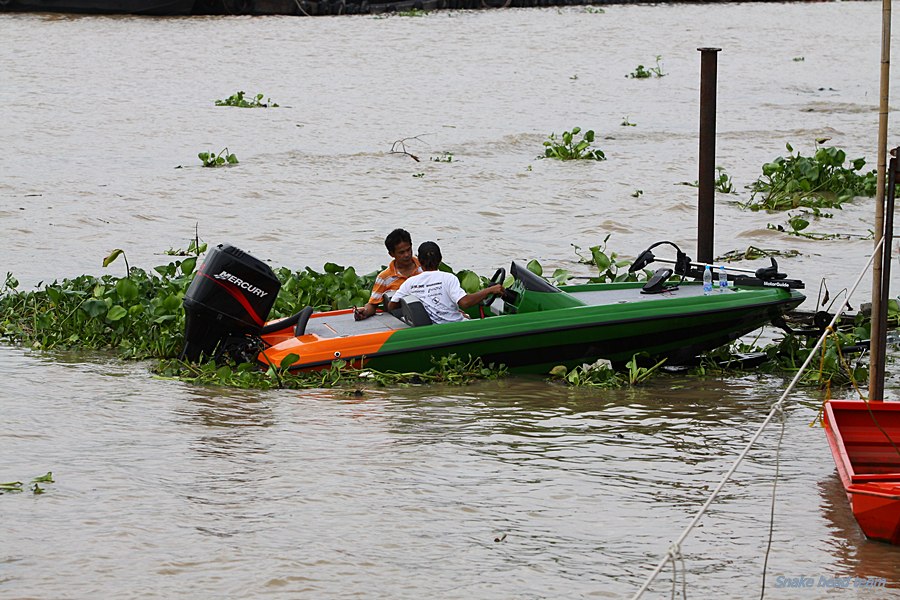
left=277, top=291, right=804, bottom=372
left=824, top=399, right=900, bottom=484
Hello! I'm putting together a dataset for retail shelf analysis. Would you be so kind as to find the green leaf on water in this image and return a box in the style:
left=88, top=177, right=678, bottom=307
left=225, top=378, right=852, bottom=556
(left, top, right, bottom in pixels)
left=180, top=257, right=197, bottom=276
left=457, top=270, right=482, bottom=294
left=115, top=278, right=138, bottom=302
left=81, top=299, right=107, bottom=318
left=107, top=305, right=127, bottom=321
left=32, top=472, right=53, bottom=483
left=526, top=259, right=543, bottom=276
left=103, top=249, right=124, bottom=268
left=280, top=353, right=300, bottom=369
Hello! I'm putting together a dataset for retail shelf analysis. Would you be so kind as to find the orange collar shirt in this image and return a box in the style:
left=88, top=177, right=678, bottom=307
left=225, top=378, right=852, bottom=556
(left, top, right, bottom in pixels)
left=368, top=257, right=423, bottom=306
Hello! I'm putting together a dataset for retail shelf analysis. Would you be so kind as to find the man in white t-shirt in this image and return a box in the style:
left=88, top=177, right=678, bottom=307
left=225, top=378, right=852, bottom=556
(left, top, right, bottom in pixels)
left=388, top=241, right=504, bottom=324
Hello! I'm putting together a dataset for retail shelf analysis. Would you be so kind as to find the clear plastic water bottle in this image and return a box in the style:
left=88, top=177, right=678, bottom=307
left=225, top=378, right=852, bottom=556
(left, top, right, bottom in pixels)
left=703, top=265, right=713, bottom=295
left=887, top=331, right=900, bottom=348
left=718, top=265, right=727, bottom=292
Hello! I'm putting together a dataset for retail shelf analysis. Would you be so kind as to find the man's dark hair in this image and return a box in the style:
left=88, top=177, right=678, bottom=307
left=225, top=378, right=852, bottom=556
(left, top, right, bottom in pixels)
left=384, top=228, right=412, bottom=253
left=417, top=241, right=442, bottom=270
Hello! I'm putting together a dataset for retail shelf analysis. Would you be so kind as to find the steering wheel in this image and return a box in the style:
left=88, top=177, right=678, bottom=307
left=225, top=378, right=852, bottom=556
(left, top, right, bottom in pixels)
left=482, top=268, right=506, bottom=307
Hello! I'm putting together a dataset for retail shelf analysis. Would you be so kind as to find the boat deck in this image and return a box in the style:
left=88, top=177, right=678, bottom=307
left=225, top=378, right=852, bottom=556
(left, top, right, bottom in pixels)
left=306, top=311, right=409, bottom=338
left=569, top=283, right=712, bottom=306
left=304, top=285, right=739, bottom=339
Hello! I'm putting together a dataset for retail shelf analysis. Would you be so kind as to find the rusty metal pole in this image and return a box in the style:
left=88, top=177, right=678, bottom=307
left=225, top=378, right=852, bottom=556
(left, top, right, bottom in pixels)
left=872, top=148, right=897, bottom=401
left=697, top=47, right=721, bottom=265
left=869, top=0, right=892, bottom=401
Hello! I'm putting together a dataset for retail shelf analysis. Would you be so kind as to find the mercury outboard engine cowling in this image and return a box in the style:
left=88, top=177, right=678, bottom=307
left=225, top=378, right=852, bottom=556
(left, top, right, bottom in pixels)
left=180, top=244, right=280, bottom=362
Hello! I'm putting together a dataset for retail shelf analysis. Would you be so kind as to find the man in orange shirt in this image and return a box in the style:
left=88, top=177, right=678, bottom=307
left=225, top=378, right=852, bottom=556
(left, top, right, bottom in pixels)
left=353, top=228, right=423, bottom=320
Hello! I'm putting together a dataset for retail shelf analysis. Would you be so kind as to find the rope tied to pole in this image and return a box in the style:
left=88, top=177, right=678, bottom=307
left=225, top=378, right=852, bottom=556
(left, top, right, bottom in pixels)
left=630, top=237, right=886, bottom=600
left=666, top=543, right=687, bottom=600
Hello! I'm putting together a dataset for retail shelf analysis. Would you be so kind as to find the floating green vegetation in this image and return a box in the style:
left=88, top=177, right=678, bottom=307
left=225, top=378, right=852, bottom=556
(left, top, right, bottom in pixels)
left=542, top=127, right=606, bottom=161
left=0, top=250, right=197, bottom=359
left=0, top=242, right=379, bottom=361
left=793, top=56, right=805, bottom=62
left=1, top=472, right=54, bottom=495
left=583, top=6, right=605, bottom=13
left=515, top=258, right=572, bottom=287
left=164, top=237, right=206, bottom=257
left=395, top=8, right=428, bottom=16
left=767, top=329, right=869, bottom=388
left=271, top=263, right=373, bottom=312
left=621, top=116, right=636, bottom=127
left=695, top=298, right=900, bottom=388
left=743, top=142, right=877, bottom=211
left=155, top=354, right=507, bottom=390
left=627, top=55, right=666, bottom=79
left=703, top=323, right=874, bottom=389
left=765, top=208, right=850, bottom=240
left=678, top=167, right=736, bottom=194
left=549, top=355, right=666, bottom=388
left=430, top=151, right=453, bottom=163
left=0, top=243, right=520, bottom=388
left=199, top=148, right=238, bottom=168
left=215, top=91, right=279, bottom=108
left=12, top=237, right=869, bottom=390
left=714, top=167, right=736, bottom=193
left=572, top=234, right=642, bottom=283
left=631, top=189, right=643, bottom=198
left=716, top=246, right=800, bottom=263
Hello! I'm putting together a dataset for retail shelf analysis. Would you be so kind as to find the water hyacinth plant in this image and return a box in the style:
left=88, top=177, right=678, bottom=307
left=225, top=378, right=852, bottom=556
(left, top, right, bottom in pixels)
left=744, top=142, right=877, bottom=211
left=548, top=355, right=666, bottom=388
left=154, top=354, right=507, bottom=390
left=678, top=166, right=736, bottom=194
left=627, top=55, right=666, bottom=79
left=1, top=472, right=54, bottom=495
left=3, top=235, right=875, bottom=390
left=0, top=243, right=514, bottom=388
left=215, top=91, right=279, bottom=108
left=542, top=127, right=606, bottom=161
left=572, top=234, right=641, bottom=283
left=199, top=148, right=238, bottom=168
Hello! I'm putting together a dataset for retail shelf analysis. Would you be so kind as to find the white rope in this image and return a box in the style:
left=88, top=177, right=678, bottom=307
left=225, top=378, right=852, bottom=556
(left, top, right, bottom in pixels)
left=758, top=405, right=786, bottom=599
left=630, top=236, right=886, bottom=600
left=666, top=543, right=687, bottom=599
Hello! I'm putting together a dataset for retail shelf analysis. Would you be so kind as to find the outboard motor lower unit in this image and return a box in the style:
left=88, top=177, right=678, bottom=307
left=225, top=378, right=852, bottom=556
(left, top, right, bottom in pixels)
left=181, top=244, right=280, bottom=362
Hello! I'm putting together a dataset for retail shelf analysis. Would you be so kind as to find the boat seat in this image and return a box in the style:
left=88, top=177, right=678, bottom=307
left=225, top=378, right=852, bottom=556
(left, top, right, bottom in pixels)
left=399, top=295, right=432, bottom=327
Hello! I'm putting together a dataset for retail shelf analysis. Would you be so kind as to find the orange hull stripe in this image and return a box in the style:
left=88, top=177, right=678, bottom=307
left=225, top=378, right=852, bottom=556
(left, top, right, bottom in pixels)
left=259, top=330, right=394, bottom=367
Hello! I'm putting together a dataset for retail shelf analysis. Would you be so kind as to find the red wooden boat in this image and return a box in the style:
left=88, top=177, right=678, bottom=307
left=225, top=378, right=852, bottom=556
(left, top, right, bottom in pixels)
left=823, top=399, right=900, bottom=545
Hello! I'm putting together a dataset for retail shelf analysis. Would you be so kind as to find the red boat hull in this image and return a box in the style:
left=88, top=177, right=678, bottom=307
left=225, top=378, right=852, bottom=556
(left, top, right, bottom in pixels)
left=823, top=400, right=900, bottom=545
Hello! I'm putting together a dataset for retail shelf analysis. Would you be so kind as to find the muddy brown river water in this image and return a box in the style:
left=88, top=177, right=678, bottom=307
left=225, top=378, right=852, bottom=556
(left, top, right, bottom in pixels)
left=2, top=2, right=900, bottom=598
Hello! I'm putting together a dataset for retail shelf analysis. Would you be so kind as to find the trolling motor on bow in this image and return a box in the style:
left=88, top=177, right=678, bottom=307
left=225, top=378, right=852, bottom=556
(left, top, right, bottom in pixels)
left=180, top=244, right=281, bottom=363
left=628, top=241, right=692, bottom=294
left=628, top=241, right=805, bottom=292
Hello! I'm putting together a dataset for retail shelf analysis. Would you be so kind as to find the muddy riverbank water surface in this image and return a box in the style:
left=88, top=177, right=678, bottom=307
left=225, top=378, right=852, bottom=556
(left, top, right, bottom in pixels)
left=2, top=3, right=900, bottom=598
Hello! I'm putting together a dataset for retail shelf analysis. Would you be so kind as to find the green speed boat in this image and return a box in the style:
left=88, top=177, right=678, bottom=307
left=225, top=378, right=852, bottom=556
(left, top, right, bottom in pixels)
left=180, top=242, right=805, bottom=374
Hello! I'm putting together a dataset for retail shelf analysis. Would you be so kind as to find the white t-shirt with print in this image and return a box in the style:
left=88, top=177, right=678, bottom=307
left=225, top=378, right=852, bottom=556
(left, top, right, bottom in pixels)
left=392, top=270, right=466, bottom=324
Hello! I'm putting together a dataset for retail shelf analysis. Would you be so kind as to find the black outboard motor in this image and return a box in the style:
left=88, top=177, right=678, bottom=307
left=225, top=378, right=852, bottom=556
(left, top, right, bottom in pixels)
left=180, top=244, right=280, bottom=362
